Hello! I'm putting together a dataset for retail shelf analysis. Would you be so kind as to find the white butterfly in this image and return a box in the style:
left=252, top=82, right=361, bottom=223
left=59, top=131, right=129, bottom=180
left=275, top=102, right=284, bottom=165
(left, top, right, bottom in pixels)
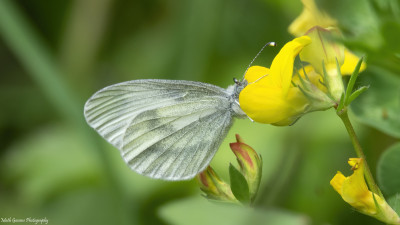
left=84, top=79, right=248, bottom=181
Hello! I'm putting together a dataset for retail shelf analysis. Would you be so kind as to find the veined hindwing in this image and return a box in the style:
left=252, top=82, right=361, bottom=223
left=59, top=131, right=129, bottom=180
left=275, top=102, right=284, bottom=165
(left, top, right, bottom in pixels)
left=84, top=79, right=235, bottom=180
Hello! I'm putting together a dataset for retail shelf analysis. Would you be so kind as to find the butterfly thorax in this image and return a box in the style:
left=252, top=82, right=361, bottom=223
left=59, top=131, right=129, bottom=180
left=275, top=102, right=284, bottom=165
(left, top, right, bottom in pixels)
left=226, top=80, right=247, bottom=118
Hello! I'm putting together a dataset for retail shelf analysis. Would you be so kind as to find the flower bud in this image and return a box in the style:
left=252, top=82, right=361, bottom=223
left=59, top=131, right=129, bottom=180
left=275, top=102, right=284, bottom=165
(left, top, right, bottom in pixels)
left=197, top=166, right=236, bottom=202
left=229, top=134, right=262, bottom=201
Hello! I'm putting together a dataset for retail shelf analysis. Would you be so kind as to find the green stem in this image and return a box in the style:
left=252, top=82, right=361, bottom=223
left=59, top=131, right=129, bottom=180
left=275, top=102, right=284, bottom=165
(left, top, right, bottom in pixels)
left=338, top=109, right=383, bottom=197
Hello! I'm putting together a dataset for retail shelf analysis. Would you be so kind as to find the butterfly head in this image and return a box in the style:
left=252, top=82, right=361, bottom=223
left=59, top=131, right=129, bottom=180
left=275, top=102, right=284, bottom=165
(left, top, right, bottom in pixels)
left=225, top=78, right=248, bottom=118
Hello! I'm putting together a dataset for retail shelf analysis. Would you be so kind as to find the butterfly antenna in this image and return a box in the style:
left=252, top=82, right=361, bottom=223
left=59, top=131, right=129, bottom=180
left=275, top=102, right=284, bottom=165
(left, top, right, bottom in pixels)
left=242, top=42, right=276, bottom=81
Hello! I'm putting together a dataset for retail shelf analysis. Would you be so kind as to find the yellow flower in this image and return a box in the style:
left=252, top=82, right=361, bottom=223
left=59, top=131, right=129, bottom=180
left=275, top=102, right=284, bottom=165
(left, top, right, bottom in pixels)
left=331, top=158, right=400, bottom=224
left=300, top=27, right=366, bottom=76
left=288, top=0, right=337, bottom=37
left=289, top=0, right=366, bottom=76
left=239, top=36, right=336, bottom=125
left=300, top=27, right=345, bottom=100
left=239, top=36, right=312, bottom=125
left=239, top=29, right=366, bottom=125
left=300, top=27, right=344, bottom=74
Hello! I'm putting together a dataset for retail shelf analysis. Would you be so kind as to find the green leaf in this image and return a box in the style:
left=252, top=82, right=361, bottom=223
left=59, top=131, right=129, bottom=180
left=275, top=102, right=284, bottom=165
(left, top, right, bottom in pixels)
left=319, top=0, right=382, bottom=49
left=345, top=57, right=364, bottom=105
left=377, top=143, right=400, bottom=196
left=229, top=164, right=250, bottom=204
left=347, top=86, right=369, bottom=104
left=351, top=67, right=400, bottom=138
left=159, top=197, right=310, bottom=225
left=388, top=194, right=400, bottom=215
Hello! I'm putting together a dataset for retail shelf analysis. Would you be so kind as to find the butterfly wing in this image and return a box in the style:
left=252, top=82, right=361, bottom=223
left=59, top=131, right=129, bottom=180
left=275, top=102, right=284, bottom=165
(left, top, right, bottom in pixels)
left=84, top=79, right=235, bottom=180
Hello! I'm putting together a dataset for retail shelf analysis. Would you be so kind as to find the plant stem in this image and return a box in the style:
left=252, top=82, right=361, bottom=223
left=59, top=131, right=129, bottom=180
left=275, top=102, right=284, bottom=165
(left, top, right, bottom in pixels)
left=338, top=109, right=383, bottom=197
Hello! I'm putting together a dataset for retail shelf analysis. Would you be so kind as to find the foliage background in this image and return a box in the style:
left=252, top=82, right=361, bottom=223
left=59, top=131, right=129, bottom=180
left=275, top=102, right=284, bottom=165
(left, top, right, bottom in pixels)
left=0, top=0, right=399, bottom=224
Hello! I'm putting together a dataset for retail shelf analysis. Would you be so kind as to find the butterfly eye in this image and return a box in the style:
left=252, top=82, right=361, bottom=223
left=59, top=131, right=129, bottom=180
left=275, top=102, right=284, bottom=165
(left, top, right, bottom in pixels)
left=233, top=78, right=240, bottom=84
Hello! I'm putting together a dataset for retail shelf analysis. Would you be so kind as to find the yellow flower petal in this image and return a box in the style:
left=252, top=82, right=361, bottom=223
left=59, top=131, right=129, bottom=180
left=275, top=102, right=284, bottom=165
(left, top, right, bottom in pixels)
left=271, top=86, right=309, bottom=126
left=240, top=86, right=292, bottom=124
left=244, top=66, right=270, bottom=84
left=341, top=158, right=377, bottom=215
left=288, top=0, right=337, bottom=37
left=341, top=49, right=367, bottom=75
left=330, top=158, right=400, bottom=224
left=299, top=27, right=344, bottom=74
left=330, top=171, right=345, bottom=194
left=268, top=36, right=312, bottom=95
left=239, top=36, right=311, bottom=124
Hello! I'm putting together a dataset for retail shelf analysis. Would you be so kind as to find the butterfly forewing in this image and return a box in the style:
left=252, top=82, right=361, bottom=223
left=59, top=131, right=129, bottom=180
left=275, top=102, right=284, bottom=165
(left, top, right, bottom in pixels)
left=84, top=79, right=235, bottom=180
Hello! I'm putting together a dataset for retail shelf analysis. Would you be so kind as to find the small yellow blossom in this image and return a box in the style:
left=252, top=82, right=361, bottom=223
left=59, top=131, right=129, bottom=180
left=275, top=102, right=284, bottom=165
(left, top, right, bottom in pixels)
left=331, top=158, right=400, bottom=224
left=300, top=27, right=344, bottom=74
left=239, top=36, right=312, bottom=125
left=289, top=0, right=366, bottom=76
left=288, top=0, right=337, bottom=37
left=239, top=28, right=366, bottom=126
left=300, top=26, right=366, bottom=76
left=239, top=36, right=336, bottom=125
left=300, top=27, right=345, bottom=100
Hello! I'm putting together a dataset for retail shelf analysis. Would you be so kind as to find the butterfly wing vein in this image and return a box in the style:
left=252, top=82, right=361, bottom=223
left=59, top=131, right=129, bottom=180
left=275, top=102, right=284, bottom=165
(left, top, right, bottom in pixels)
left=84, top=79, right=234, bottom=180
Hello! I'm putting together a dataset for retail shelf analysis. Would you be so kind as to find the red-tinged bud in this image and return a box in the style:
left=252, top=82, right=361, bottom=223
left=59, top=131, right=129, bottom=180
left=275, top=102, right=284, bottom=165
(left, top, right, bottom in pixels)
left=197, top=166, right=236, bottom=202
left=230, top=134, right=262, bottom=201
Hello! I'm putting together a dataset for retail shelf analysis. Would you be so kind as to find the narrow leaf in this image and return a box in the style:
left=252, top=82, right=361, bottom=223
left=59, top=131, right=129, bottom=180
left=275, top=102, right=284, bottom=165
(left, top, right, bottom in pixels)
left=229, top=164, right=250, bottom=204
left=345, top=57, right=364, bottom=105
left=302, top=65, right=310, bottom=81
left=297, top=71, right=308, bottom=88
left=348, top=86, right=369, bottom=104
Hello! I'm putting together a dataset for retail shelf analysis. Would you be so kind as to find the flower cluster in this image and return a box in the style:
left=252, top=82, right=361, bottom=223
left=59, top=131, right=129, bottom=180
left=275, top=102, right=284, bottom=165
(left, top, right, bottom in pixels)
left=197, top=1, right=399, bottom=224
left=237, top=0, right=399, bottom=224
left=238, top=0, right=366, bottom=126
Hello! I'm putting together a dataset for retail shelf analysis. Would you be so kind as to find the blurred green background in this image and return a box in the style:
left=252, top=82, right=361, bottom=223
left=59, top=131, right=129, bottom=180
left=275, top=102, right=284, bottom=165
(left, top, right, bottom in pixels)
left=0, top=0, right=399, bottom=224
